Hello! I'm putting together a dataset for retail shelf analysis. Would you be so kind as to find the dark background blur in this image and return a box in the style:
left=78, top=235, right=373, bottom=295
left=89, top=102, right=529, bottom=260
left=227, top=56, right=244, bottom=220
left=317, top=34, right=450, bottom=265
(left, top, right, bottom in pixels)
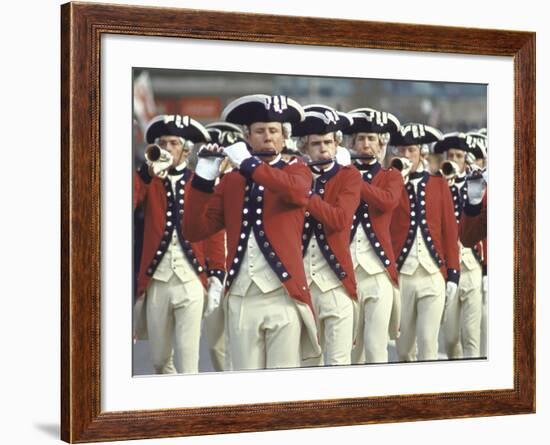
left=132, top=67, right=487, bottom=375
left=133, top=67, right=487, bottom=167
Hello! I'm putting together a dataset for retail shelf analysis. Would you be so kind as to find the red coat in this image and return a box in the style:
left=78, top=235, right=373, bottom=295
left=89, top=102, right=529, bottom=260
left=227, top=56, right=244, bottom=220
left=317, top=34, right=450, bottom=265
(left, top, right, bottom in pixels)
left=133, top=164, right=225, bottom=297
left=351, top=162, right=402, bottom=286
left=460, top=192, right=487, bottom=248
left=183, top=156, right=314, bottom=308
left=391, top=172, right=460, bottom=283
left=451, top=181, right=486, bottom=272
left=304, top=164, right=361, bottom=299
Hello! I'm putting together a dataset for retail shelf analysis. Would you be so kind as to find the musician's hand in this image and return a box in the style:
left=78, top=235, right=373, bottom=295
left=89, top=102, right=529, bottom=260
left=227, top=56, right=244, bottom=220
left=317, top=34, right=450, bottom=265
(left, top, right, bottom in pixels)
left=205, top=276, right=223, bottom=317
left=196, top=144, right=224, bottom=180
left=223, top=141, right=252, bottom=168
left=151, top=158, right=173, bottom=178
left=401, top=159, right=413, bottom=183
left=335, top=146, right=351, bottom=166
left=441, top=281, right=458, bottom=325
left=466, top=171, right=486, bottom=205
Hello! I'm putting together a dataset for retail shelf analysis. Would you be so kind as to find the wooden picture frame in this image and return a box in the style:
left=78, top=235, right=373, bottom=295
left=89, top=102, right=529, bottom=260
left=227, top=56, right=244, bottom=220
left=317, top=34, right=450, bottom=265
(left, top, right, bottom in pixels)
left=61, top=1, right=535, bottom=442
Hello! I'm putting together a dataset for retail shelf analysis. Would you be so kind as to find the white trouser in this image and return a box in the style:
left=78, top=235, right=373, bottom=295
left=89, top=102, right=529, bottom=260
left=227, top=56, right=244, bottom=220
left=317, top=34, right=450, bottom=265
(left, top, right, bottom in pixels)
left=352, top=268, right=393, bottom=364
left=145, top=275, right=204, bottom=374
left=396, top=267, right=445, bottom=361
left=303, top=282, right=354, bottom=367
left=441, top=266, right=483, bottom=358
left=227, top=282, right=302, bottom=370
left=202, top=305, right=229, bottom=371
left=480, top=300, right=487, bottom=357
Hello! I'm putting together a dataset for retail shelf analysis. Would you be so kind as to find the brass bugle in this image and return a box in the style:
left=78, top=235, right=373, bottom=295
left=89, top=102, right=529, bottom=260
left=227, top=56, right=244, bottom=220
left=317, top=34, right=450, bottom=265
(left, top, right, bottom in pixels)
left=440, top=160, right=459, bottom=180
left=145, top=144, right=162, bottom=162
left=145, top=144, right=173, bottom=164
left=389, top=157, right=409, bottom=172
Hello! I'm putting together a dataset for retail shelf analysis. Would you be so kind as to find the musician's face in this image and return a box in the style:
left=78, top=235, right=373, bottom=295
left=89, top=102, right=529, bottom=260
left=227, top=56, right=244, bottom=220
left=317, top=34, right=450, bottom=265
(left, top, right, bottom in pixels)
left=353, top=132, right=382, bottom=159
left=247, top=122, right=285, bottom=155
left=157, top=135, right=189, bottom=166
left=306, top=133, right=337, bottom=161
left=446, top=148, right=466, bottom=173
left=397, top=144, right=421, bottom=172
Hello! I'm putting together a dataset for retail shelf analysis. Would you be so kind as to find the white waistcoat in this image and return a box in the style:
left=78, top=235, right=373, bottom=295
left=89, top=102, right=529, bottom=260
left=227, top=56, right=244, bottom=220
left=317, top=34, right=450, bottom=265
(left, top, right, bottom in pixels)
left=153, top=168, right=197, bottom=284
left=303, top=237, right=341, bottom=292
left=351, top=226, right=385, bottom=275
left=400, top=175, right=439, bottom=276
left=229, top=233, right=283, bottom=296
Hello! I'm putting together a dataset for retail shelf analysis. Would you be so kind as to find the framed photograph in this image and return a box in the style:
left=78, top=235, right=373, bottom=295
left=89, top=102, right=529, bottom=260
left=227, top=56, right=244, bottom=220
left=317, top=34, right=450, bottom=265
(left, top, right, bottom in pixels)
left=61, top=1, right=535, bottom=442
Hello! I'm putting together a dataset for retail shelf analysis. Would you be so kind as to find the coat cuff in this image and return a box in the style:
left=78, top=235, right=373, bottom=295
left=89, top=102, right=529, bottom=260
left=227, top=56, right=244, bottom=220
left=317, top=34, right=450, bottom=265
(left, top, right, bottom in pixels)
left=464, top=201, right=483, bottom=216
left=191, top=174, right=216, bottom=193
left=446, top=268, right=460, bottom=285
left=207, top=268, right=226, bottom=283
left=239, top=157, right=262, bottom=180
left=137, top=162, right=153, bottom=184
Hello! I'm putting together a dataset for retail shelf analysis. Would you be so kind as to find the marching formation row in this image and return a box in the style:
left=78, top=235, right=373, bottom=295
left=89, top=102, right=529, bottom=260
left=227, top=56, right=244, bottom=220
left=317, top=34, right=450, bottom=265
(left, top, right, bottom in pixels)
left=133, top=94, right=488, bottom=374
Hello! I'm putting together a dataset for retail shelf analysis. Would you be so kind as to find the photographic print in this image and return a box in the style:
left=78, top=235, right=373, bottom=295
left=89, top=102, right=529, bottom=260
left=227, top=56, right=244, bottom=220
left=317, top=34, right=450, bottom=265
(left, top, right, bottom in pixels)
left=132, top=68, right=488, bottom=375
left=62, top=3, right=534, bottom=441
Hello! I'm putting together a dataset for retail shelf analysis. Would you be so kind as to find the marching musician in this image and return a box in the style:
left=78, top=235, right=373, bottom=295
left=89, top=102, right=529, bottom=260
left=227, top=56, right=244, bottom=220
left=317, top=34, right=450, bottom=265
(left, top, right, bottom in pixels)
left=434, top=133, right=484, bottom=358
left=133, top=115, right=225, bottom=374
left=458, top=131, right=487, bottom=249
left=293, top=107, right=361, bottom=366
left=390, top=123, right=460, bottom=361
left=183, top=94, right=321, bottom=370
left=462, top=130, right=488, bottom=356
left=300, top=104, right=354, bottom=167
left=342, top=107, right=403, bottom=364
left=190, top=121, right=247, bottom=372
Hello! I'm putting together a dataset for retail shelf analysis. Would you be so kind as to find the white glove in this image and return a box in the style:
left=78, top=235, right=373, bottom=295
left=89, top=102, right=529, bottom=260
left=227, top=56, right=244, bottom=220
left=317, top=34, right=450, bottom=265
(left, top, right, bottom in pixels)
left=145, top=146, right=173, bottom=178
left=482, top=275, right=488, bottom=305
left=442, top=281, right=458, bottom=325
left=196, top=144, right=224, bottom=180
left=466, top=174, right=486, bottom=205
left=204, top=276, right=223, bottom=317
left=335, top=146, right=351, bottom=166
left=446, top=281, right=458, bottom=304
left=399, top=158, right=413, bottom=182
left=223, top=141, right=252, bottom=168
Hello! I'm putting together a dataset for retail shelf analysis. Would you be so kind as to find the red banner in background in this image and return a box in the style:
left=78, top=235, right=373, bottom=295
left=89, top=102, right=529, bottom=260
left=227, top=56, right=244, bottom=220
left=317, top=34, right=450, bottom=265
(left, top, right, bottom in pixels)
left=155, top=97, right=222, bottom=121
left=180, top=97, right=222, bottom=119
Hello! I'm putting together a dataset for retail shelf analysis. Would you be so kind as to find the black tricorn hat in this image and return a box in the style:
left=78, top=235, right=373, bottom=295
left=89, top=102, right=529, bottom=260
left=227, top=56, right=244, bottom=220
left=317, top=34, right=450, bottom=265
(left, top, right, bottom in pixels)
left=145, top=115, right=211, bottom=144
left=222, top=94, right=305, bottom=126
left=205, top=121, right=245, bottom=145
left=465, top=131, right=488, bottom=159
left=390, top=123, right=443, bottom=146
left=303, top=104, right=354, bottom=126
left=433, top=132, right=470, bottom=153
left=344, top=107, right=400, bottom=135
left=292, top=109, right=352, bottom=137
